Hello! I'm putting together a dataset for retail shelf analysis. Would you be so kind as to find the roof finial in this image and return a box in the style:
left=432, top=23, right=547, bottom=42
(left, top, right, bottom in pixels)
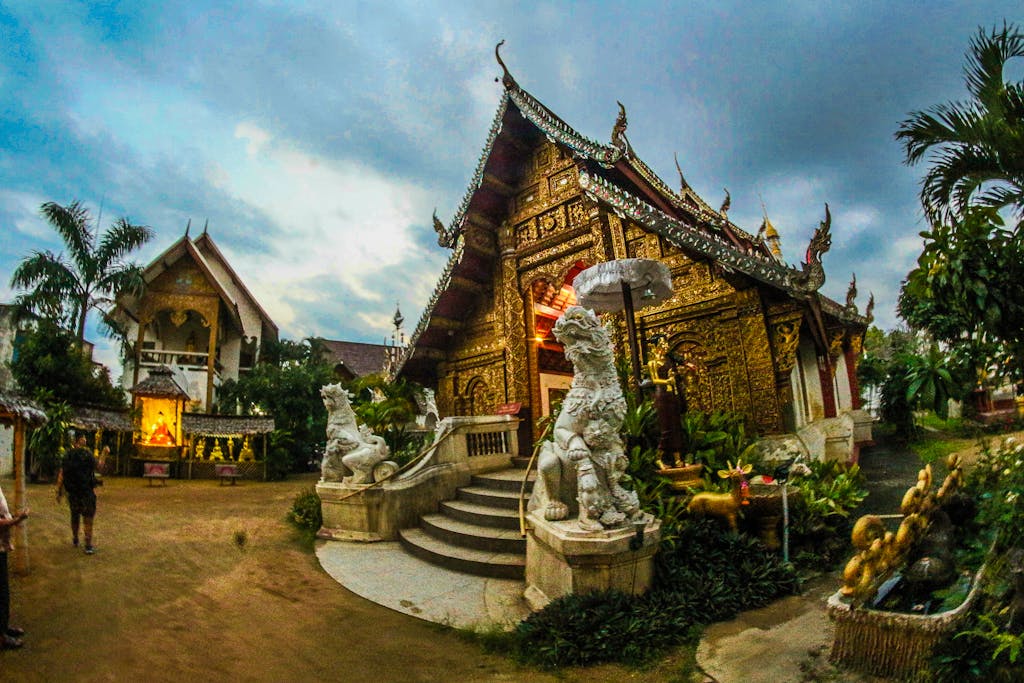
left=674, top=153, right=690, bottom=193
left=202, top=219, right=209, bottom=235
left=719, top=188, right=731, bottom=219
left=495, top=40, right=515, bottom=88
left=393, top=302, right=404, bottom=330
left=185, top=218, right=191, bottom=237
left=845, top=273, right=858, bottom=312
left=865, top=292, right=875, bottom=324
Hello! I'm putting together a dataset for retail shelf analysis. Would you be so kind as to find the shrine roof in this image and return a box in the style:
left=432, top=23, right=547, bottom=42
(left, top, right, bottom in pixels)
left=130, top=366, right=190, bottom=399
left=316, top=339, right=390, bottom=378
left=181, top=413, right=275, bottom=436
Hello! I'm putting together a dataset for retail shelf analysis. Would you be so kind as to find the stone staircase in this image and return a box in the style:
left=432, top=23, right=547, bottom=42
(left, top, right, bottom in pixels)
left=398, top=465, right=534, bottom=579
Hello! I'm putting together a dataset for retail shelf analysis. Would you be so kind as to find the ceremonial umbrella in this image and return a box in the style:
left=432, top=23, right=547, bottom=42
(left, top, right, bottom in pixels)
left=572, top=258, right=674, bottom=400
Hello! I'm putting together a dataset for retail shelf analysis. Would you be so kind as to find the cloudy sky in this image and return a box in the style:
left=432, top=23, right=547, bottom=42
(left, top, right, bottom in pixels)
left=1, top=1, right=1019, bottom=371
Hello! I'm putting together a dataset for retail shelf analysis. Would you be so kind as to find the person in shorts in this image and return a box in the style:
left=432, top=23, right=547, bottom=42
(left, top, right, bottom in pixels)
left=56, top=433, right=99, bottom=555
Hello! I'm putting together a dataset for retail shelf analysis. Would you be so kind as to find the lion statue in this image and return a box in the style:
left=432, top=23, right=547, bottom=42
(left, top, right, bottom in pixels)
left=319, top=383, right=392, bottom=485
left=528, top=306, right=643, bottom=531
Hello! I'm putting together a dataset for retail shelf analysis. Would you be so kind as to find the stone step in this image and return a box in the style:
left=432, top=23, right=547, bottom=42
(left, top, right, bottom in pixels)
left=398, top=527, right=525, bottom=580
left=456, top=485, right=523, bottom=510
left=420, top=513, right=526, bottom=554
left=510, top=456, right=533, bottom=469
left=440, top=499, right=523, bottom=530
left=471, top=468, right=536, bottom=493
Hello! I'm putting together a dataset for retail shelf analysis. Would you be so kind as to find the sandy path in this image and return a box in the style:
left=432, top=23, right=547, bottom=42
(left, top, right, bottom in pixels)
left=1, top=474, right=556, bottom=682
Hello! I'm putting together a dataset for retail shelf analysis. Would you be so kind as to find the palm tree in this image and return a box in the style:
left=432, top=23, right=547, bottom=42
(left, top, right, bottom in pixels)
left=10, top=200, right=153, bottom=344
left=896, top=23, right=1024, bottom=222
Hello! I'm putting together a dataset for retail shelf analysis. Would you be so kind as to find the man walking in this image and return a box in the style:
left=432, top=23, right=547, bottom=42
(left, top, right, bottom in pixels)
left=56, top=433, right=99, bottom=554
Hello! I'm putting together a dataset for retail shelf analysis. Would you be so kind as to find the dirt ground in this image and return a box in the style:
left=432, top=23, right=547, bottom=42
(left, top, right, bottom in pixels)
left=1, top=472, right=696, bottom=683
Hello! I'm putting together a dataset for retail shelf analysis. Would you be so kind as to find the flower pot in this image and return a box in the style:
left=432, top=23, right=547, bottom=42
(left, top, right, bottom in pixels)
left=656, top=463, right=704, bottom=491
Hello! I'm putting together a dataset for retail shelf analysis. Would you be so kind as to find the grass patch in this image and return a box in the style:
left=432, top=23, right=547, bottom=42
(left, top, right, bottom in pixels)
left=910, top=431, right=975, bottom=464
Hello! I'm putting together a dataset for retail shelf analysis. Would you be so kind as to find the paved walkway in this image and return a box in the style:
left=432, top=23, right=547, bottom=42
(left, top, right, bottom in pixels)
left=316, top=540, right=531, bottom=630
left=316, top=434, right=918, bottom=679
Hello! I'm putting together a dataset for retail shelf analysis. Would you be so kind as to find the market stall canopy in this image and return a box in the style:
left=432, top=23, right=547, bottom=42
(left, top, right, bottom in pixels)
left=0, top=392, right=47, bottom=427
left=573, top=258, right=673, bottom=313
left=68, top=406, right=134, bottom=433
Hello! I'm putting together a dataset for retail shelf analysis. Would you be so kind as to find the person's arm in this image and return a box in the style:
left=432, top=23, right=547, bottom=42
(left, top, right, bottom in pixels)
left=0, top=510, right=28, bottom=528
left=55, top=469, right=65, bottom=502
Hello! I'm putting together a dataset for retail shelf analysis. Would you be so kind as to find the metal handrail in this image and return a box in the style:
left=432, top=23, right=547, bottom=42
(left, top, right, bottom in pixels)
left=518, top=442, right=542, bottom=537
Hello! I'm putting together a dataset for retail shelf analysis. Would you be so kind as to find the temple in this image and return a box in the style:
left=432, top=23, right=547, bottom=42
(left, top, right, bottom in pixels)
left=112, top=225, right=278, bottom=411
left=399, top=44, right=872, bottom=460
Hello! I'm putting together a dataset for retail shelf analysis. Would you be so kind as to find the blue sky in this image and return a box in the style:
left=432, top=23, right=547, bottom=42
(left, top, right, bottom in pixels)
left=1, top=1, right=1019, bottom=372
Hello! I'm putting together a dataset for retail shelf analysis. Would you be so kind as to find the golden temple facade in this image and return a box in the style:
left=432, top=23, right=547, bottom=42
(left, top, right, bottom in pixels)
left=400, top=46, right=870, bottom=448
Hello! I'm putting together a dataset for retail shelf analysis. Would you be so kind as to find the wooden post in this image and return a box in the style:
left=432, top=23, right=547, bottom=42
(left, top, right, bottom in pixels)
left=621, top=280, right=644, bottom=405
left=11, top=420, right=29, bottom=575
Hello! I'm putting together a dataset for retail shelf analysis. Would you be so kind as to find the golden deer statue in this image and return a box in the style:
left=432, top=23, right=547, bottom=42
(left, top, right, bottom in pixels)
left=686, top=461, right=753, bottom=532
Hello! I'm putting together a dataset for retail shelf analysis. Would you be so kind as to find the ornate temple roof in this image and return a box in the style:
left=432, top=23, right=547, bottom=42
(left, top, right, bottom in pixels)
left=400, top=45, right=869, bottom=380
left=115, top=229, right=277, bottom=339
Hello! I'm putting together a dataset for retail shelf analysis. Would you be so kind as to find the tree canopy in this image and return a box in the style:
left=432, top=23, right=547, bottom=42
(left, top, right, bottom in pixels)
left=896, top=23, right=1024, bottom=222
left=9, top=200, right=153, bottom=344
left=9, top=319, right=127, bottom=409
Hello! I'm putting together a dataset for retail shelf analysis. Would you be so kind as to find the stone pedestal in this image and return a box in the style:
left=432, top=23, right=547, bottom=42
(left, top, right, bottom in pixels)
left=316, top=481, right=386, bottom=542
left=524, top=512, right=661, bottom=610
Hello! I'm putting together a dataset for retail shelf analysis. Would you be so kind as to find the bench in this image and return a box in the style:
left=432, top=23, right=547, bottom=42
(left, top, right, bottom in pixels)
left=142, top=462, right=170, bottom=486
left=215, top=463, right=242, bottom=486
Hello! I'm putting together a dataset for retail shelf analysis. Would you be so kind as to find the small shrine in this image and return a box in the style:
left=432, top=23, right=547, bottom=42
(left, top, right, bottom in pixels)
left=130, top=365, right=188, bottom=467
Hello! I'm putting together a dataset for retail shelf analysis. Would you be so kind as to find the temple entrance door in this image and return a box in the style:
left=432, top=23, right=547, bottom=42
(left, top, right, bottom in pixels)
left=528, top=262, right=587, bottom=429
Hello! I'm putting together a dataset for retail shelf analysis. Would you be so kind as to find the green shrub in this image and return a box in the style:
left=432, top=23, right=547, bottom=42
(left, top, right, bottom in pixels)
left=514, top=589, right=702, bottom=669
left=512, top=518, right=799, bottom=669
left=289, top=487, right=322, bottom=532
left=788, top=461, right=868, bottom=571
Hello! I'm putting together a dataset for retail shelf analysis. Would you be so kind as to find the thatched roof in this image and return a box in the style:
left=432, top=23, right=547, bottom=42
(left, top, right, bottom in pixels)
left=181, top=413, right=275, bottom=437
left=68, top=406, right=134, bottom=432
left=130, top=366, right=189, bottom=399
left=0, top=391, right=47, bottom=426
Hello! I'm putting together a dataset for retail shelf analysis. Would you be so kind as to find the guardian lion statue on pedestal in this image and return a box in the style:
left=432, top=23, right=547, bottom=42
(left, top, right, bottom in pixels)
left=319, top=383, right=392, bottom=485
left=528, top=306, right=642, bottom=531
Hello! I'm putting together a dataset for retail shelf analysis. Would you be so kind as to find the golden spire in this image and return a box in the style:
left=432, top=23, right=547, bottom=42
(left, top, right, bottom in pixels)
left=758, top=197, right=782, bottom=260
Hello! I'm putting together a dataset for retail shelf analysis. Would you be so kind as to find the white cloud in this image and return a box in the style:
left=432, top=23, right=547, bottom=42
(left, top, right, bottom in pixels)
left=215, top=127, right=434, bottom=333
left=235, top=122, right=272, bottom=156
left=1, top=189, right=50, bottom=239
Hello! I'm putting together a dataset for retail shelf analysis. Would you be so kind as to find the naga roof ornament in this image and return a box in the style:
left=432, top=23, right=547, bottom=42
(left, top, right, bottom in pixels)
left=718, top=188, right=731, bottom=229
left=845, top=273, right=858, bottom=313
left=674, top=153, right=691, bottom=193
left=432, top=209, right=454, bottom=248
left=610, top=101, right=632, bottom=155
left=865, top=292, right=875, bottom=325
left=790, top=204, right=832, bottom=298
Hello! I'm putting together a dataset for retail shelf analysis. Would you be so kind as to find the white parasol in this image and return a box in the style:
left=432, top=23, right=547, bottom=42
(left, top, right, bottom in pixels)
left=572, top=259, right=674, bottom=398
